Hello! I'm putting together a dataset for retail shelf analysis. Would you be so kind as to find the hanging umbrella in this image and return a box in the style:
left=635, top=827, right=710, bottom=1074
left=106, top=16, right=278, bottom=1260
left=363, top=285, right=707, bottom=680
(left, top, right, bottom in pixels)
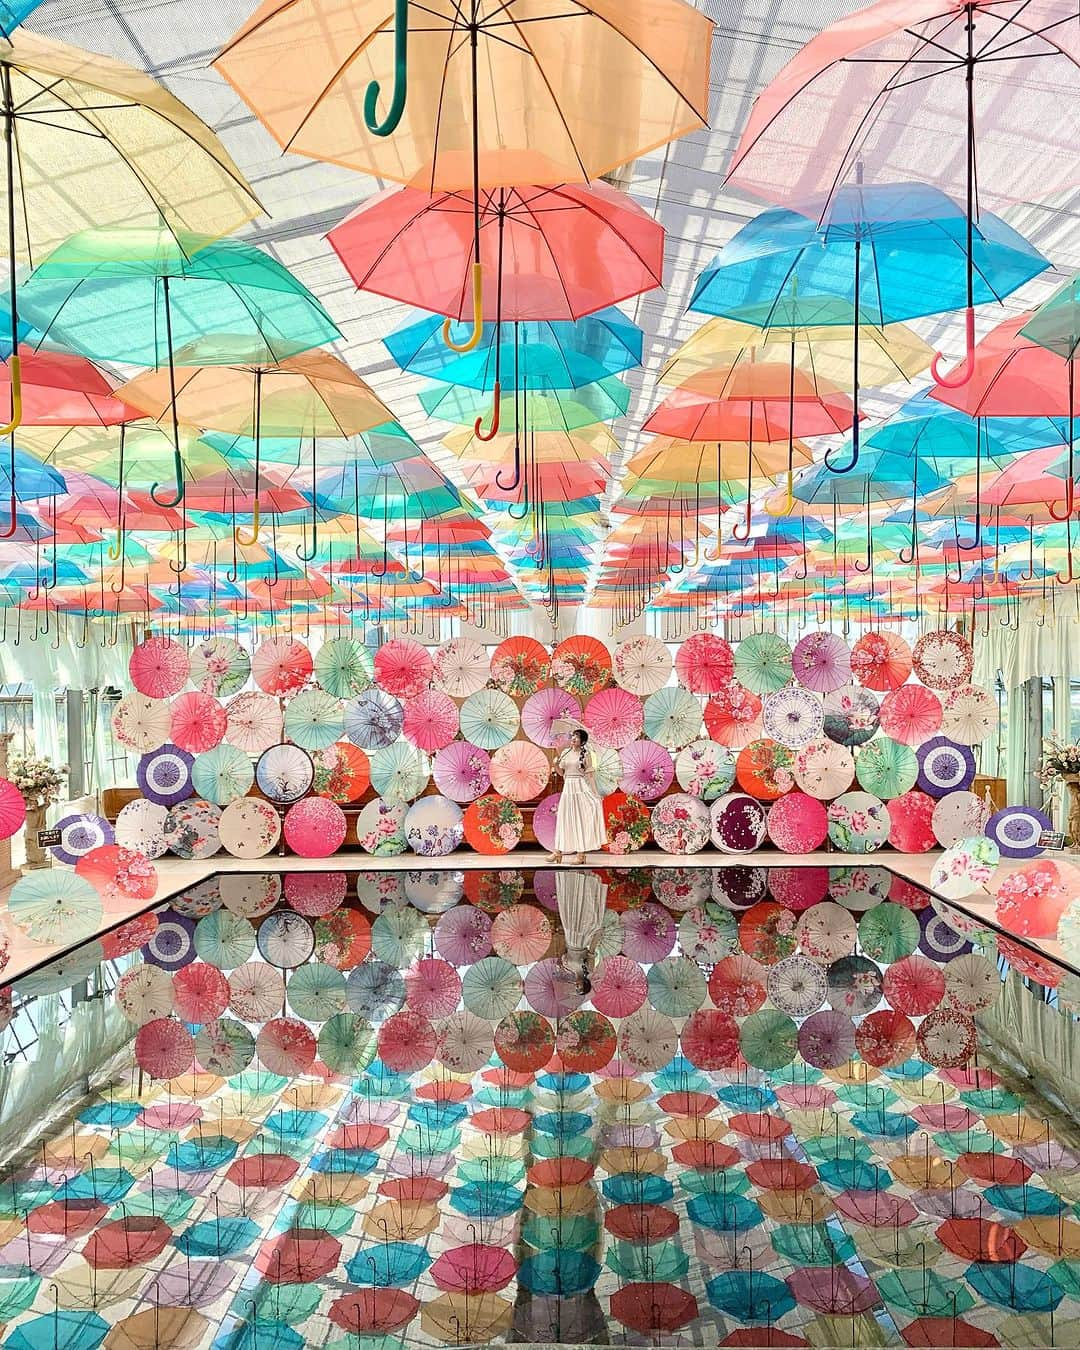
left=5, top=1310, right=111, bottom=1350
left=611, top=1284, right=698, bottom=1334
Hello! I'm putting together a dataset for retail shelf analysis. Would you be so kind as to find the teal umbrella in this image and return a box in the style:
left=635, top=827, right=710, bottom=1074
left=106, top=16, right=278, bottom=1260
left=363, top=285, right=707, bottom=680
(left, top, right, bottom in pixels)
left=317, top=1013, right=377, bottom=1074
left=194, top=909, right=256, bottom=968
left=7, top=871, right=102, bottom=945
left=282, top=688, right=345, bottom=752
left=877, top=1269, right=975, bottom=1318
left=7, top=1312, right=109, bottom=1350
left=0, top=1268, right=39, bottom=1321
left=680, top=1169, right=751, bottom=1200
left=191, top=743, right=254, bottom=805
left=857, top=902, right=920, bottom=962
left=966, top=1264, right=1063, bottom=1312
left=313, top=637, right=374, bottom=698
left=855, top=737, right=918, bottom=798
left=519, top=1251, right=601, bottom=1295
left=420, top=376, right=630, bottom=430
left=706, top=1271, right=794, bottom=1322
left=687, top=1194, right=763, bottom=1233
left=175, top=1215, right=259, bottom=1258
left=345, top=1243, right=431, bottom=1287
left=370, top=907, right=427, bottom=968
left=647, top=956, right=707, bottom=1016
left=287, top=963, right=347, bottom=1021
left=739, top=1009, right=798, bottom=1070
left=246, top=1282, right=322, bottom=1326
left=606, top=1241, right=689, bottom=1282
left=771, top=1223, right=855, bottom=1268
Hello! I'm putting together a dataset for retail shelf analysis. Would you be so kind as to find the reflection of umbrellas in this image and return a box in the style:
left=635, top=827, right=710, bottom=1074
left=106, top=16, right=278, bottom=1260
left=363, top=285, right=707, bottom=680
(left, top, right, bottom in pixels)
left=8, top=871, right=102, bottom=944
left=611, top=1284, right=698, bottom=1334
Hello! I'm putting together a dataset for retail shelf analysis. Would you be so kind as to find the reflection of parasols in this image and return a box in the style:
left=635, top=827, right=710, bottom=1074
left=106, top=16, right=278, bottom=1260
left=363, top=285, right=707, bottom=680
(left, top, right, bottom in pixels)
left=460, top=689, right=520, bottom=750
left=489, top=636, right=549, bottom=697
left=858, top=902, right=919, bottom=962
left=583, top=686, right=643, bottom=750
left=916, top=736, right=976, bottom=796
left=490, top=741, right=549, bottom=802
left=355, top=798, right=409, bottom=855
left=592, top=955, right=647, bottom=1018
left=855, top=1008, right=916, bottom=1068
left=798, top=901, right=856, bottom=962
left=704, top=682, right=763, bottom=749
left=256, top=1017, right=317, bottom=1075
left=740, top=1008, right=797, bottom=1069
left=916, top=1009, right=977, bottom=1068
left=130, top=636, right=189, bottom=698
left=613, top=634, right=673, bottom=695
left=374, top=638, right=433, bottom=699
left=681, top=1009, right=739, bottom=1069
left=798, top=1009, right=855, bottom=1069
left=313, top=741, right=370, bottom=803
left=135, top=1018, right=195, bottom=1079
left=190, top=636, right=250, bottom=697
left=932, top=790, right=991, bottom=847
left=314, top=637, right=374, bottom=699
left=521, top=687, right=581, bottom=748
left=675, top=739, right=735, bottom=800
left=76, top=845, right=157, bottom=905
left=855, top=737, right=917, bottom=797
left=710, top=793, right=768, bottom=852
left=403, top=795, right=465, bottom=856
left=8, top=871, right=102, bottom=944
left=255, top=743, right=314, bottom=804
left=431, top=637, right=489, bottom=699
left=252, top=637, right=312, bottom=696
left=112, top=693, right=171, bottom=753
left=370, top=743, right=430, bottom=802
left=433, top=741, right=491, bottom=802
left=618, top=739, right=674, bottom=800
left=913, top=631, right=974, bottom=691
left=675, top=633, right=734, bottom=694
left=435, top=906, right=492, bottom=965
left=851, top=632, right=911, bottom=692
left=622, top=902, right=675, bottom=961
left=887, top=790, right=937, bottom=852
left=941, top=684, right=996, bottom=746
left=762, top=686, right=824, bottom=748
left=170, top=692, right=227, bottom=754
left=344, top=689, right=404, bottom=751
left=734, top=632, right=793, bottom=695
left=709, top=953, right=767, bottom=1015
left=494, top=1009, right=554, bottom=1072
left=138, top=745, right=194, bottom=806
left=402, top=690, right=459, bottom=753
left=116, top=799, right=169, bottom=859
left=767, top=792, right=828, bottom=853
left=491, top=905, right=551, bottom=964
left=284, top=797, right=348, bottom=857
left=191, top=744, right=253, bottom=806
left=228, top=962, right=285, bottom=1021
left=986, top=805, right=1050, bottom=859
left=619, top=1007, right=677, bottom=1070
left=792, top=632, right=851, bottom=693
left=736, top=738, right=795, bottom=800
left=793, top=738, right=854, bottom=799
left=225, top=690, right=282, bottom=754
left=828, top=954, right=883, bottom=1016
left=218, top=797, right=281, bottom=858
left=884, top=953, right=946, bottom=1016
left=283, top=688, right=346, bottom=752
left=258, top=911, right=315, bottom=968
left=52, top=812, right=114, bottom=866
left=644, top=686, right=703, bottom=749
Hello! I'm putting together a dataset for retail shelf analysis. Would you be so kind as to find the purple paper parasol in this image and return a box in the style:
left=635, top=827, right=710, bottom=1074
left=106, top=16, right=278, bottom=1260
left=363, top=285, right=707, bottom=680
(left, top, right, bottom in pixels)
left=432, top=741, right=491, bottom=803
left=521, top=687, right=582, bottom=748
left=618, top=739, right=674, bottom=801
left=916, top=736, right=977, bottom=796
left=137, top=744, right=194, bottom=806
left=792, top=631, right=852, bottom=693
left=986, top=805, right=1052, bottom=858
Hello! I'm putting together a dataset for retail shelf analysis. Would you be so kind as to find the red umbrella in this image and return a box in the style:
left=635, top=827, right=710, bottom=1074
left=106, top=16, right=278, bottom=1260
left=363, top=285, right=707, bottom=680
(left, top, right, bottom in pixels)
left=328, top=182, right=663, bottom=322
left=746, top=1158, right=816, bottom=1192
left=470, top=1107, right=531, bottom=1136
left=256, top=1018, right=317, bottom=1076
left=729, top=1112, right=790, bottom=1143
left=936, top=1218, right=1026, bottom=1263
left=28, top=1199, right=106, bottom=1238
left=405, top=958, right=462, bottom=1019
left=833, top=1190, right=918, bottom=1228
left=494, top=1010, right=555, bottom=1072
left=326, top=1123, right=390, bottom=1152
left=83, top=1216, right=171, bottom=1269
left=172, top=963, right=230, bottom=1024
left=527, top=1157, right=594, bottom=1188
left=430, top=1243, right=518, bottom=1294
left=902, top=1318, right=1000, bottom=1348
left=225, top=1154, right=300, bottom=1189
left=592, top=955, right=648, bottom=1019
left=671, top=1139, right=740, bottom=1170
left=611, top=1283, right=698, bottom=1334
left=658, top=1090, right=719, bottom=1117
left=605, top=1204, right=680, bottom=1244
left=681, top=1009, right=740, bottom=1070
left=956, top=1152, right=1032, bottom=1187
left=256, top=1229, right=341, bottom=1284
left=330, top=1289, right=419, bottom=1336
left=377, top=1010, right=437, bottom=1072
left=135, top=1018, right=195, bottom=1079
left=555, top=1010, right=616, bottom=1072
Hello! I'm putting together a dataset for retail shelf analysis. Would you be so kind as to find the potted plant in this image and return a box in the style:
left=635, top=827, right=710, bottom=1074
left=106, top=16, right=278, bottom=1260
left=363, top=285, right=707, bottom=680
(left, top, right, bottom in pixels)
left=10, top=753, right=65, bottom=869
left=1039, top=734, right=1080, bottom=846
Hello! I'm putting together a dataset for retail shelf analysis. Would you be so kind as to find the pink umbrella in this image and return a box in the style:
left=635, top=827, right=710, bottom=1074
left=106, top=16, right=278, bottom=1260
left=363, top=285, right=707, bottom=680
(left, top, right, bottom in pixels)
left=135, top=1017, right=195, bottom=1079
left=130, top=636, right=190, bottom=699
left=618, top=739, right=674, bottom=800
left=374, top=638, right=433, bottom=699
left=592, top=955, right=648, bottom=1018
left=378, top=1010, right=437, bottom=1072
left=532, top=792, right=560, bottom=851
left=770, top=865, right=830, bottom=911
left=887, top=789, right=937, bottom=851
left=256, top=1017, right=317, bottom=1075
left=252, top=637, right=313, bottom=695
left=766, top=793, right=828, bottom=853
left=681, top=1008, right=740, bottom=1069
left=833, top=1190, right=918, bottom=1229
left=621, top=902, right=676, bottom=962
left=792, top=632, right=852, bottom=693
left=675, top=633, right=735, bottom=694
left=284, top=797, right=348, bottom=857
left=525, top=957, right=585, bottom=1018
left=797, top=1009, right=856, bottom=1069
left=284, top=872, right=348, bottom=916
left=433, top=741, right=491, bottom=802
left=878, top=684, right=943, bottom=747
left=583, top=687, right=644, bottom=750
left=434, top=907, right=492, bottom=965
left=430, top=1243, right=517, bottom=1294
left=786, top=1268, right=878, bottom=1316
left=489, top=740, right=550, bottom=801
left=402, top=690, right=459, bottom=753
left=703, top=682, right=763, bottom=749
left=521, top=688, right=582, bottom=748
left=491, top=905, right=552, bottom=963
left=406, top=958, right=462, bottom=1018
left=172, top=962, right=230, bottom=1023
left=170, top=692, right=227, bottom=754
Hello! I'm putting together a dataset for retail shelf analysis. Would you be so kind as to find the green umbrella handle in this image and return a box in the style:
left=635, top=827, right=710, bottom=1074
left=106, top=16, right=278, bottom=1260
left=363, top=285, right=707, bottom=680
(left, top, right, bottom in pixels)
left=151, top=442, right=185, bottom=508
left=364, top=0, right=409, bottom=136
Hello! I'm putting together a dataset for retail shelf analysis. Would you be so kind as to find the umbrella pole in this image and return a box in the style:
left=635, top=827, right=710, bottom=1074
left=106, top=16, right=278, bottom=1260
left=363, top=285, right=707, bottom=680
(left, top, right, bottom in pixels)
left=0, top=65, right=21, bottom=465
left=1049, top=361, right=1076, bottom=521
left=152, top=277, right=185, bottom=510
left=442, top=7, right=483, bottom=353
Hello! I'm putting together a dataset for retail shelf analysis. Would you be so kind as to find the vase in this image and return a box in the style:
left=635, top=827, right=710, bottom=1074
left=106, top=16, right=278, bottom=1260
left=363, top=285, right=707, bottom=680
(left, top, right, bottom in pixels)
left=1065, top=776, right=1080, bottom=849
left=23, top=802, right=49, bottom=870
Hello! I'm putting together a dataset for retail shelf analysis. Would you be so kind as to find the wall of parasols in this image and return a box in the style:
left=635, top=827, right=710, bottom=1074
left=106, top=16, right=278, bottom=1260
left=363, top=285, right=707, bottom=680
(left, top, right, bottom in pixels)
left=73, top=627, right=1056, bottom=868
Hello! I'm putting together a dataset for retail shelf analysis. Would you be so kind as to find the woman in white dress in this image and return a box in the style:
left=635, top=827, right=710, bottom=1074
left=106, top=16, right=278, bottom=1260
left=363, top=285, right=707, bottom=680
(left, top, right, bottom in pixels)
left=554, top=868, right=607, bottom=995
left=547, top=728, right=605, bottom=866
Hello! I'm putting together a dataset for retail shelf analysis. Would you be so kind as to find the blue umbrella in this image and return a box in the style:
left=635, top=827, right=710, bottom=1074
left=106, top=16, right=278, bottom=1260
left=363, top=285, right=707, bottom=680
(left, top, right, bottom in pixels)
left=450, top=1182, right=523, bottom=1219
left=166, top=1137, right=238, bottom=1171
left=532, top=1111, right=591, bottom=1139
left=537, top=1072, right=590, bottom=1093
left=346, top=961, right=406, bottom=1023
left=985, top=1185, right=1064, bottom=1216
left=79, top=1100, right=141, bottom=1129
left=344, top=1242, right=431, bottom=1287
left=687, top=1194, right=763, bottom=1234
left=706, top=1271, right=795, bottom=1322
left=849, top=1109, right=918, bottom=1140
left=602, top=1175, right=674, bottom=1207
left=6, top=1310, right=109, bottom=1350
left=0, top=2, right=43, bottom=40
left=175, top=1216, right=260, bottom=1258
left=54, top=1169, right=134, bottom=1205
left=966, top=1263, right=1063, bottom=1312
left=407, top=1101, right=468, bottom=1130
left=354, top=1063, right=411, bottom=1097
left=519, top=1250, right=601, bottom=1295
left=214, top=1320, right=303, bottom=1350
left=818, top=1159, right=891, bottom=1192
left=263, top=1110, right=329, bottom=1140
left=309, top=1147, right=379, bottom=1176
left=716, top=1083, right=776, bottom=1111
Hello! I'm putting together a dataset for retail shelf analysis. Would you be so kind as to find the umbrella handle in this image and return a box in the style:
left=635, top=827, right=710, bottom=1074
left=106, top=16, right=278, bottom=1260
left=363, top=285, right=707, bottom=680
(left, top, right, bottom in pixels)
left=1048, top=475, right=1075, bottom=522
left=364, top=0, right=409, bottom=136
left=932, top=307, right=977, bottom=388
left=151, top=444, right=185, bottom=508
left=731, top=495, right=753, bottom=542
left=442, top=264, right=484, bottom=352
left=823, top=418, right=860, bottom=475
left=764, top=471, right=794, bottom=517
left=0, top=353, right=21, bottom=438
left=236, top=499, right=261, bottom=547
left=474, top=380, right=501, bottom=440
left=0, top=489, right=15, bottom=539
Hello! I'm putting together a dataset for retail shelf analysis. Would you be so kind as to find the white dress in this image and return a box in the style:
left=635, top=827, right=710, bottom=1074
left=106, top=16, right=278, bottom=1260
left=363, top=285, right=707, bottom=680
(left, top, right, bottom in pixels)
left=554, top=748, right=605, bottom=854
left=555, top=869, right=608, bottom=952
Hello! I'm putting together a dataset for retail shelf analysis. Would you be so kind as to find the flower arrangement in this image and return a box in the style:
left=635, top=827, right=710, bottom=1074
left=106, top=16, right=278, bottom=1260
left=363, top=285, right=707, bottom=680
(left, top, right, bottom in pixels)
left=9, top=753, right=65, bottom=807
left=1039, top=734, right=1080, bottom=792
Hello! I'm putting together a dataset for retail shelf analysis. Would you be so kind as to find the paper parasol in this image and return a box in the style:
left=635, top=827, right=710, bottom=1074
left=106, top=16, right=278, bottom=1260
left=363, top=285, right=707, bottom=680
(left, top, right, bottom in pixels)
left=704, top=682, right=763, bottom=749
left=551, top=635, right=612, bottom=696
left=402, top=689, right=459, bottom=753
left=252, top=637, right=312, bottom=696
left=822, top=686, right=879, bottom=747
left=370, top=742, right=429, bottom=802
left=850, top=632, right=912, bottom=692
left=932, top=790, right=991, bottom=848
left=191, top=744, right=254, bottom=806
left=766, top=793, right=828, bottom=853
left=736, top=738, right=795, bottom=800
left=138, top=744, right=194, bottom=806
left=644, top=685, right=703, bottom=749
left=733, top=632, right=792, bottom=694
left=613, top=634, right=672, bottom=695
left=51, top=812, right=114, bottom=866
left=312, top=741, right=370, bottom=802
left=826, top=792, right=890, bottom=853
left=583, top=686, right=643, bottom=750
left=521, top=687, right=581, bottom=748
left=112, top=693, right=171, bottom=753
left=463, top=795, right=524, bottom=854
left=916, top=736, right=976, bottom=796
left=115, top=798, right=169, bottom=859
left=762, top=685, right=824, bottom=748
left=163, top=800, right=222, bottom=859
left=986, top=805, right=1051, bottom=858
left=313, top=636, right=374, bottom=698
left=490, top=740, right=550, bottom=802
left=374, top=637, right=433, bottom=699
left=650, top=794, right=711, bottom=853
left=284, top=797, right=347, bottom=857
left=489, top=636, right=549, bottom=696
left=283, top=688, right=345, bottom=752
left=189, top=637, right=250, bottom=698
left=459, top=689, right=520, bottom=751
left=7, top=871, right=103, bottom=945
left=792, top=631, right=852, bottom=693
left=432, top=637, right=490, bottom=698
left=710, top=793, right=768, bottom=852
left=912, top=630, right=974, bottom=691
left=618, top=739, right=674, bottom=800
left=403, top=795, right=465, bottom=856
left=218, top=797, right=281, bottom=858
left=344, top=689, right=404, bottom=751
left=255, top=743, right=314, bottom=804
left=432, top=741, right=491, bottom=802
left=674, top=739, right=735, bottom=801
left=793, top=738, right=854, bottom=798
left=941, top=684, right=996, bottom=746
left=225, top=690, right=283, bottom=754
left=129, top=636, right=189, bottom=698
left=675, top=633, right=734, bottom=694
left=878, top=685, right=942, bottom=747
left=355, top=797, right=409, bottom=855
left=886, top=789, right=937, bottom=851
left=855, top=736, right=918, bottom=797
left=170, top=692, right=227, bottom=754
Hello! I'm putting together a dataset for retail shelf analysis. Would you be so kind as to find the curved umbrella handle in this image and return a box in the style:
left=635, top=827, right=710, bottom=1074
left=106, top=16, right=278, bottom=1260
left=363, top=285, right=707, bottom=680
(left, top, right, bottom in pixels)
left=731, top=494, right=753, bottom=542
left=441, top=264, right=484, bottom=352
left=0, top=352, right=21, bottom=437
left=364, top=0, right=409, bottom=136
left=764, top=471, right=794, bottom=518
left=107, top=514, right=124, bottom=562
left=235, top=499, right=261, bottom=547
left=151, top=442, right=185, bottom=509
left=1048, top=473, right=1075, bottom=523
left=824, top=417, right=860, bottom=475
left=932, top=307, right=977, bottom=389
left=0, top=490, right=15, bottom=539
left=474, top=380, right=501, bottom=440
